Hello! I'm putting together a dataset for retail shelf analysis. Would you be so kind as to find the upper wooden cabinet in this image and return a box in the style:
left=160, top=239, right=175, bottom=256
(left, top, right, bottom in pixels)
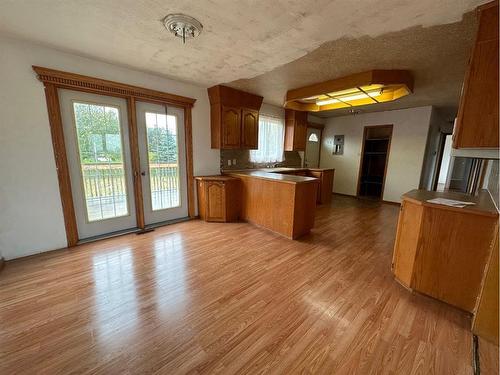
left=241, top=109, right=259, bottom=149
left=208, top=85, right=263, bottom=149
left=453, top=0, right=499, bottom=148
left=285, top=109, right=308, bottom=151
left=221, top=106, right=241, bottom=148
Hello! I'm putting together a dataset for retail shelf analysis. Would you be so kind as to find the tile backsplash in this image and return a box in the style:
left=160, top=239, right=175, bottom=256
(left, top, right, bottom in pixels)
left=220, top=149, right=303, bottom=170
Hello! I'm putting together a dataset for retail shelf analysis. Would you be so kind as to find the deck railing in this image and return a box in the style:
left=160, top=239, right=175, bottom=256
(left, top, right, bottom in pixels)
left=81, top=162, right=179, bottom=200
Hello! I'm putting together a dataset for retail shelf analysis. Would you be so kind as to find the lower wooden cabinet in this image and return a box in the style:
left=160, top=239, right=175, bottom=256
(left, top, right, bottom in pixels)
left=392, top=190, right=498, bottom=312
left=307, top=169, right=334, bottom=204
left=195, top=176, right=240, bottom=222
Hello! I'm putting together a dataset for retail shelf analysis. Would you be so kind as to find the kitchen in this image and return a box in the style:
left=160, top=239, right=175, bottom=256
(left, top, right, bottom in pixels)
left=0, top=0, right=498, bottom=373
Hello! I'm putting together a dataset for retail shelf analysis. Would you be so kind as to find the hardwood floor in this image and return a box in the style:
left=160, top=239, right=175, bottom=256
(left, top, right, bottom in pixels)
left=0, top=196, right=475, bottom=374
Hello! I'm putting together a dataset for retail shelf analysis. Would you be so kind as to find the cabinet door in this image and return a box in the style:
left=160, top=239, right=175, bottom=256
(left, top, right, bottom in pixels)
left=454, top=3, right=499, bottom=148
left=412, top=207, right=496, bottom=312
left=221, top=106, right=241, bottom=149
left=206, top=181, right=226, bottom=222
left=241, top=109, right=259, bottom=149
left=294, top=120, right=307, bottom=151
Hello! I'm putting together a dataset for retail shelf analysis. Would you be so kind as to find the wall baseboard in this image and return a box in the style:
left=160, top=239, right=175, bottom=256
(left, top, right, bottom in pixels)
left=333, top=192, right=401, bottom=206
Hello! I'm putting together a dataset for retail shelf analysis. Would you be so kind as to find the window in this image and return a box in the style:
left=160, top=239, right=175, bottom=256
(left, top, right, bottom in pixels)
left=250, top=115, right=285, bottom=163
left=308, top=133, right=319, bottom=142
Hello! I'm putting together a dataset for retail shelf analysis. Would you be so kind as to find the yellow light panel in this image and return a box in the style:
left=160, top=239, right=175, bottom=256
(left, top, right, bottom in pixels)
left=284, top=70, right=414, bottom=112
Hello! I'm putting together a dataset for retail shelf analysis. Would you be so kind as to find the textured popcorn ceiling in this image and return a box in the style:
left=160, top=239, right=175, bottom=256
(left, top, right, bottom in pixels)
left=0, top=0, right=485, bottom=116
left=230, top=12, right=478, bottom=118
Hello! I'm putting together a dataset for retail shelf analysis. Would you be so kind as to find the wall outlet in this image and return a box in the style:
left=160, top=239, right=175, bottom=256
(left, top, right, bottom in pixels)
left=232, top=159, right=237, bottom=165
left=227, top=160, right=232, bottom=166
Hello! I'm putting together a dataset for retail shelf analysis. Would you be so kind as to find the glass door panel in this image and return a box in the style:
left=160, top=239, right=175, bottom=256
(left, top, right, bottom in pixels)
left=73, top=102, right=129, bottom=221
left=136, top=102, right=188, bottom=225
left=145, top=112, right=180, bottom=210
left=59, top=90, right=137, bottom=239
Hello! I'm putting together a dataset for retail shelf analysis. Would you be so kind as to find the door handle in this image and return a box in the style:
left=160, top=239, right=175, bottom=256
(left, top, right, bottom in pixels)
left=141, top=171, right=146, bottom=176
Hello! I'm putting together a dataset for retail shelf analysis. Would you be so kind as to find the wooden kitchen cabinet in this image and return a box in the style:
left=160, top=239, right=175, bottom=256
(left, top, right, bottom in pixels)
left=307, top=169, right=335, bottom=204
left=208, top=85, right=263, bottom=149
left=285, top=109, right=308, bottom=151
left=453, top=0, right=499, bottom=148
left=221, top=106, right=241, bottom=148
left=392, top=190, right=498, bottom=312
left=241, top=109, right=259, bottom=149
left=196, top=176, right=240, bottom=222
left=473, top=227, right=499, bottom=345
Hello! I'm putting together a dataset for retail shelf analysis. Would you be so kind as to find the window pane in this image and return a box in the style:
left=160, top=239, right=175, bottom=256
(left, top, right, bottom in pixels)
left=145, top=112, right=180, bottom=210
left=73, top=102, right=128, bottom=222
left=308, top=133, right=319, bottom=142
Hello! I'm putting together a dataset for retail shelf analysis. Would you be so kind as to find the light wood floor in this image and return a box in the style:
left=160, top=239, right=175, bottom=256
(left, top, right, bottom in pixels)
left=0, top=196, right=479, bottom=374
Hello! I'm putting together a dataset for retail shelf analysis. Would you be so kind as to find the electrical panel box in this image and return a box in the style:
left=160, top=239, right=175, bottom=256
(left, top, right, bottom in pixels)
left=333, top=135, right=344, bottom=155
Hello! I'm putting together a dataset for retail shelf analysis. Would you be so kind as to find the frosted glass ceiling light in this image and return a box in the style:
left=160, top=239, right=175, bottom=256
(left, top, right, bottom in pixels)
left=163, top=14, right=203, bottom=44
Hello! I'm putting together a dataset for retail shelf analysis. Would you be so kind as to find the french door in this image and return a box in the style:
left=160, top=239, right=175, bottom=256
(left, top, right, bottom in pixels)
left=60, top=90, right=137, bottom=239
left=59, top=90, right=187, bottom=241
left=136, top=101, right=188, bottom=225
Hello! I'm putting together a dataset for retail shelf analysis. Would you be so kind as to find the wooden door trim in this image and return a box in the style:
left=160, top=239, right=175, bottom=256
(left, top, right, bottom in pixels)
left=356, top=124, right=393, bottom=198
left=184, top=106, right=195, bottom=218
left=33, top=66, right=196, bottom=107
left=126, top=97, right=145, bottom=229
left=43, top=83, right=79, bottom=246
left=35, top=66, right=196, bottom=247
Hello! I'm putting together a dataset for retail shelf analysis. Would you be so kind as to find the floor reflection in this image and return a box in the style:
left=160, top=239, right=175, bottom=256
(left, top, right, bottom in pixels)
left=92, top=247, right=138, bottom=340
left=153, top=233, right=188, bottom=316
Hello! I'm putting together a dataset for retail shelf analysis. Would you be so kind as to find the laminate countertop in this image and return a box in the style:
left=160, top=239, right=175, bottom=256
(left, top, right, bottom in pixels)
left=403, top=189, right=499, bottom=217
left=223, top=167, right=333, bottom=184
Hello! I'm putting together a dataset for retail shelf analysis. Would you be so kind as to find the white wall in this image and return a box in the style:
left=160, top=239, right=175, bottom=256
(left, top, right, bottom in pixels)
left=260, top=103, right=285, bottom=118
left=320, top=106, right=432, bottom=202
left=0, top=35, right=219, bottom=260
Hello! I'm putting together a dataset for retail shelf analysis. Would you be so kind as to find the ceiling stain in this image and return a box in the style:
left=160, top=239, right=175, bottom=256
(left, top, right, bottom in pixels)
left=228, top=12, right=477, bottom=118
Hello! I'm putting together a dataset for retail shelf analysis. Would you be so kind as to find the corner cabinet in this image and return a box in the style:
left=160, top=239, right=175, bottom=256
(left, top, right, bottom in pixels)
left=208, top=85, right=263, bottom=149
left=453, top=0, right=499, bottom=148
left=195, top=176, right=240, bottom=222
left=285, top=109, right=308, bottom=151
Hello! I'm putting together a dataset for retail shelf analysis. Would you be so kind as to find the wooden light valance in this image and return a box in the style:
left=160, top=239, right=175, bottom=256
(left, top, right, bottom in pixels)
left=284, top=70, right=414, bottom=112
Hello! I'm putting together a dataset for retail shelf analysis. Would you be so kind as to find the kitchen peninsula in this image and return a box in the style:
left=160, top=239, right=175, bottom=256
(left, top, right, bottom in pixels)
left=224, top=168, right=331, bottom=239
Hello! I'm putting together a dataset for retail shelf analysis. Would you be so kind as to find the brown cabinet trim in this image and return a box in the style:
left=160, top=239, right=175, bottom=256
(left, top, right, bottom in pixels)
left=34, top=66, right=196, bottom=247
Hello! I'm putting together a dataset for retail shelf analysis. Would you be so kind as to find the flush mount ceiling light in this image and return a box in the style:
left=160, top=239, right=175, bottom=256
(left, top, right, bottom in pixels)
left=284, top=70, right=414, bottom=112
left=162, top=14, right=203, bottom=44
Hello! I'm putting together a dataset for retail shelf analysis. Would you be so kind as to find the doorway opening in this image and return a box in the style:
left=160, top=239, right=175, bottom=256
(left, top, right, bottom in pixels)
left=357, top=125, right=393, bottom=200
left=433, top=133, right=453, bottom=191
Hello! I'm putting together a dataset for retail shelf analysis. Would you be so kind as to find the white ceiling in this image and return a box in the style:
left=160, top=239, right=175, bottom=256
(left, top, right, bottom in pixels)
left=0, top=0, right=487, bottom=89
